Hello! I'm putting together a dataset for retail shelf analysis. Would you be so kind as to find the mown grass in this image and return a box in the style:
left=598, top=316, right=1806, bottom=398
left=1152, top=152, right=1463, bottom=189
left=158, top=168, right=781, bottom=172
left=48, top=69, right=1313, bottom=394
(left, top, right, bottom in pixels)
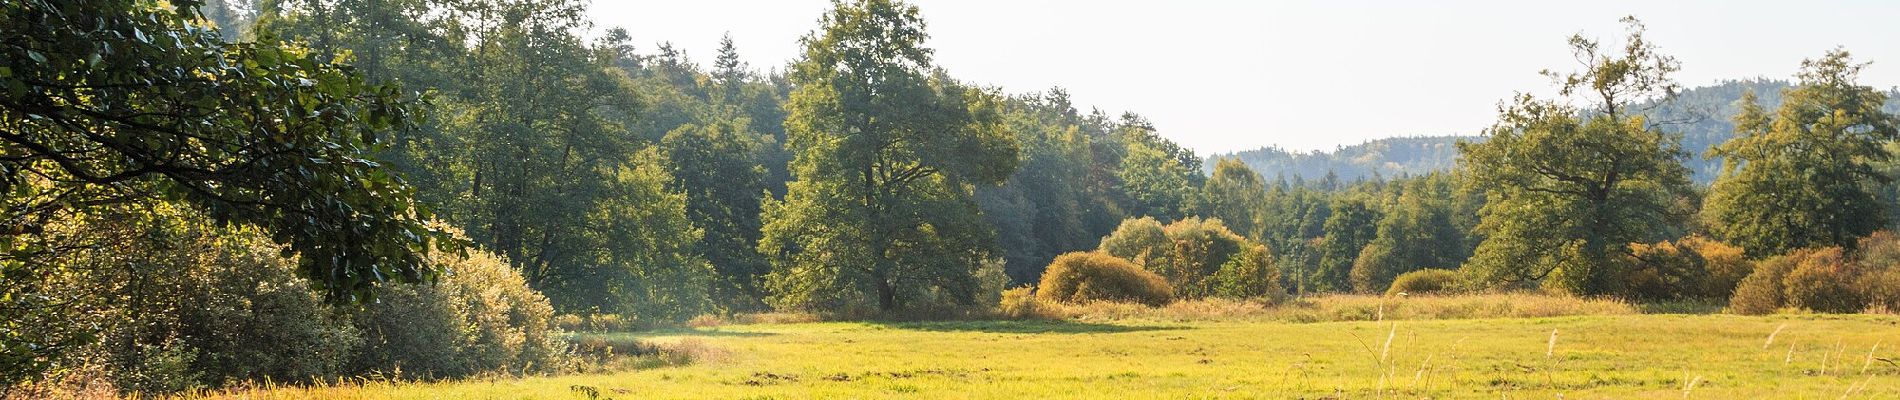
left=199, top=311, right=1900, bottom=399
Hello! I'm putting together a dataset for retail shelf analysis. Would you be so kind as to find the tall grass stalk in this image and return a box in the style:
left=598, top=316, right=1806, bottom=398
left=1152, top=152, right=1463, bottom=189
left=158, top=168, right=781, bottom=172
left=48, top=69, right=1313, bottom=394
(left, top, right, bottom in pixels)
left=1862, top=341, right=1881, bottom=375
left=1764, top=323, right=1787, bottom=350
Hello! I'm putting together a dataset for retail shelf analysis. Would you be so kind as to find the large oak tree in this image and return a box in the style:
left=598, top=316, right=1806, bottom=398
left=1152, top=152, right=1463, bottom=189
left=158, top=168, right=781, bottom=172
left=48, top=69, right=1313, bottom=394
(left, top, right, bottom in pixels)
left=760, top=0, right=1017, bottom=313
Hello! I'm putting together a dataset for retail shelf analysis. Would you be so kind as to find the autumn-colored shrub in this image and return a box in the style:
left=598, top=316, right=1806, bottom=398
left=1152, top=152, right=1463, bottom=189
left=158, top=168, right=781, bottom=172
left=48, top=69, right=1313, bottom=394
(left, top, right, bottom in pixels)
left=1386, top=268, right=1464, bottom=296
left=1729, top=248, right=1833, bottom=315
left=1625, top=236, right=1749, bottom=300
left=1854, top=231, right=1900, bottom=312
left=1780, top=248, right=1861, bottom=313
left=1037, top=252, right=1174, bottom=306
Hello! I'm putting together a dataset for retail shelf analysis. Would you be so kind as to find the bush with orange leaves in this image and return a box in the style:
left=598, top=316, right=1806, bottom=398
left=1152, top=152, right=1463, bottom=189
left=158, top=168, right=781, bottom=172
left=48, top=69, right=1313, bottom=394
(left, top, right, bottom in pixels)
left=1624, top=235, right=1749, bottom=301
left=1727, top=231, right=1900, bottom=314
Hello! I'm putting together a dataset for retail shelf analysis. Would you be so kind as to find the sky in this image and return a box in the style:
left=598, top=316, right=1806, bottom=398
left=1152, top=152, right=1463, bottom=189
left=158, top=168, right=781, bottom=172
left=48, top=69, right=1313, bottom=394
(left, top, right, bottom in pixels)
left=589, top=0, right=1900, bottom=154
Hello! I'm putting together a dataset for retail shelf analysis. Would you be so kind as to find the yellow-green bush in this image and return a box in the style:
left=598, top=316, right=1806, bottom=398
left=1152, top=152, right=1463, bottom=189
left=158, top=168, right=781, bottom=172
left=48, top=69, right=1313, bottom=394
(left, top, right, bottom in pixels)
left=997, top=287, right=1065, bottom=319
left=353, top=250, right=567, bottom=378
left=1729, top=252, right=1790, bottom=315
left=1386, top=268, right=1464, bottom=296
left=1208, top=245, right=1283, bottom=301
left=552, top=314, right=586, bottom=331
left=1097, top=216, right=1275, bottom=299
left=45, top=208, right=359, bottom=394
left=1098, top=217, right=1173, bottom=268
left=1036, top=252, right=1174, bottom=306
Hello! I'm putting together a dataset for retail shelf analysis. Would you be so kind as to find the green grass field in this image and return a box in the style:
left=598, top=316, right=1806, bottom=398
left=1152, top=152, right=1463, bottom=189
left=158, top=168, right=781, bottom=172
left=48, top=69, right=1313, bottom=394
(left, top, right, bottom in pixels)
left=224, top=313, right=1900, bottom=399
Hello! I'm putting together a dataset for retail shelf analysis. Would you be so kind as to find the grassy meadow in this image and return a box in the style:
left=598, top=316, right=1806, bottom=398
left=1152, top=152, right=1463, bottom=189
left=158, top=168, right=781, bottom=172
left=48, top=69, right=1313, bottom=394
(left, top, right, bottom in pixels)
left=208, top=304, right=1900, bottom=399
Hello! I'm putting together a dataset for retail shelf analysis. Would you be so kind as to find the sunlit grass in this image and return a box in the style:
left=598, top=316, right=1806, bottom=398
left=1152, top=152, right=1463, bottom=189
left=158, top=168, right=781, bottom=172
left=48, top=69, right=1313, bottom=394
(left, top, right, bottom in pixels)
left=202, top=312, right=1900, bottom=399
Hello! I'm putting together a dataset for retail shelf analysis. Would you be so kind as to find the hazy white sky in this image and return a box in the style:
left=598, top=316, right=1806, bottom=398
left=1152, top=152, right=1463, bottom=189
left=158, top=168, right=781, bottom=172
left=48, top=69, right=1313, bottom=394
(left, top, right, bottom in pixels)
left=589, top=0, right=1900, bottom=154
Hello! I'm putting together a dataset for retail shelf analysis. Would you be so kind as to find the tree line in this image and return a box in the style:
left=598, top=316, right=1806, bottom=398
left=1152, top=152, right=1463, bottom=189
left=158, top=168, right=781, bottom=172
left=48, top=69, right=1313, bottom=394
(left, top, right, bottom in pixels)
left=6, top=0, right=1900, bottom=393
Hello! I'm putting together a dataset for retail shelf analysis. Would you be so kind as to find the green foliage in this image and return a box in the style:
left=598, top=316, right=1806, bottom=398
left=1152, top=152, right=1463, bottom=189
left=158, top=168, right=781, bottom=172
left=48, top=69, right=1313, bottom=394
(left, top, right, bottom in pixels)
left=1, top=0, right=447, bottom=384
left=1158, top=217, right=1250, bottom=297
left=1035, top=252, right=1173, bottom=306
left=1314, top=197, right=1380, bottom=293
left=1098, top=217, right=1175, bottom=272
left=2, top=0, right=448, bottom=302
left=760, top=0, right=1019, bottom=314
left=261, top=0, right=726, bottom=318
left=1255, top=181, right=1332, bottom=294
left=1350, top=174, right=1474, bottom=293
left=1117, top=139, right=1199, bottom=221
left=38, top=206, right=358, bottom=393
left=1097, top=217, right=1279, bottom=299
left=1704, top=50, right=1900, bottom=257
left=1208, top=245, right=1283, bottom=301
left=580, top=148, right=714, bottom=321
left=1200, top=158, right=1267, bottom=237
left=976, top=90, right=1120, bottom=285
left=1459, top=17, right=1692, bottom=295
left=662, top=121, right=771, bottom=311
left=353, top=249, right=567, bottom=379
left=1386, top=269, right=1465, bottom=297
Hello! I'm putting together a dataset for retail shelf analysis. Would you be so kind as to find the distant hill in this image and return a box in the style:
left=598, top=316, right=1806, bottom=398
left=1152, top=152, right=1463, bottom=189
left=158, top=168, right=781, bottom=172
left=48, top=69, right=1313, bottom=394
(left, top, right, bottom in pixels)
left=1210, top=136, right=1473, bottom=184
left=1210, top=79, right=1894, bottom=185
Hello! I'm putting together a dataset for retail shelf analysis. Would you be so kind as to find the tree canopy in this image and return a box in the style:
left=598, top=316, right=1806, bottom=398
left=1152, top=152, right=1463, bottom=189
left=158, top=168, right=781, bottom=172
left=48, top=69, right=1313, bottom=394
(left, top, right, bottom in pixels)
left=759, top=0, right=1019, bottom=313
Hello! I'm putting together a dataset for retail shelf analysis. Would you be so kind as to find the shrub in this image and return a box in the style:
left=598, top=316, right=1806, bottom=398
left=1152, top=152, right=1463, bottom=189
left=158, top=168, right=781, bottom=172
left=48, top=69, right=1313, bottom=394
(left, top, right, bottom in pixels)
left=353, top=250, right=567, bottom=378
left=686, top=314, right=727, bottom=329
left=182, top=234, right=362, bottom=385
left=1729, top=248, right=1844, bottom=315
left=1688, top=236, right=1752, bottom=297
left=1781, top=248, right=1861, bottom=313
left=1037, top=252, right=1174, bottom=306
left=1729, top=252, right=1796, bottom=315
left=1097, top=216, right=1264, bottom=298
left=1854, top=231, right=1900, bottom=312
left=50, top=208, right=358, bottom=393
left=1161, top=217, right=1250, bottom=296
left=553, top=314, right=586, bottom=332
left=1098, top=217, right=1173, bottom=269
left=996, top=287, right=1064, bottom=319
left=587, top=314, right=637, bottom=332
left=1208, top=245, right=1284, bottom=301
left=1858, top=268, right=1900, bottom=313
left=1625, top=236, right=1749, bottom=300
left=1386, top=268, right=1464, bottom=296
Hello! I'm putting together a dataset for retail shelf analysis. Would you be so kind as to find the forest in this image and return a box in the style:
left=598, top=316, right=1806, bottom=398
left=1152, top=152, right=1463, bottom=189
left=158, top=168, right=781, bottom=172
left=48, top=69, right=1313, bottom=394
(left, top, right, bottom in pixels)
left=6, top=0, right=1900, bottom=398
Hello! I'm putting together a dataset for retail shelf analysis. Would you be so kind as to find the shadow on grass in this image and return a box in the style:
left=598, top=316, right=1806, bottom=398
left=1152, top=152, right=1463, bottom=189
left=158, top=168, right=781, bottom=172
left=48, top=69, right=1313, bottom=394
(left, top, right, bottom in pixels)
left=873, top=319, right=1185, bottom=334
